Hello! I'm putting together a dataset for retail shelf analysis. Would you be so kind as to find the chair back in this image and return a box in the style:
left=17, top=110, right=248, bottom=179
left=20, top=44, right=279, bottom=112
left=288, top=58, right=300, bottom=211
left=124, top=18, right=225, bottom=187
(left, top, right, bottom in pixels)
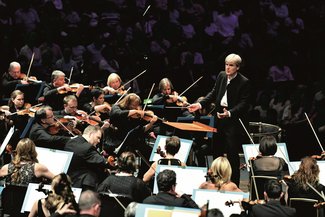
left=1, top=184, right=28, bottom=217
left=250, top=175, right=278, bottom=200
left=99, top=192, right=132, bottom=217
left=157, top=158, right=182, bottom=166
left=289, top=197, right=320, bottom=217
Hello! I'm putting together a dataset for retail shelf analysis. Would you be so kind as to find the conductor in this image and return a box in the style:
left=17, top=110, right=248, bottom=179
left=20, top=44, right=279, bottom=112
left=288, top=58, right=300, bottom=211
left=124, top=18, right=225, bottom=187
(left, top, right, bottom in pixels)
left=188, top=53, right=251, bottom=185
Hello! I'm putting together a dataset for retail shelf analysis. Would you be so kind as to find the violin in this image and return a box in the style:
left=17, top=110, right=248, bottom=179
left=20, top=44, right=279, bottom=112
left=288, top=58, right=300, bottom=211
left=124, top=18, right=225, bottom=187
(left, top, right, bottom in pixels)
left=15, top=103, right=42, bottom=117
left=225, top=199, right=266, bottom=210
left=57, top=83, right=92, bottom=94
left=311, top=151, right=325, bottom=160
left=18, top=72, right=41, bottom=83
left=47, top=117, right=81, bottom=136
left=156, top=145, right=166, bottom=158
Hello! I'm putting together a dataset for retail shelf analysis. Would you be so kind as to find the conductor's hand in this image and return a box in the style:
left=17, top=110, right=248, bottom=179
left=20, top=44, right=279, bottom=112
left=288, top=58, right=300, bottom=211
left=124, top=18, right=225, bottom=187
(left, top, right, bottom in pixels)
left=187, top=103, right=201, bottom=113
left=217, top=108, right=230, bottom=119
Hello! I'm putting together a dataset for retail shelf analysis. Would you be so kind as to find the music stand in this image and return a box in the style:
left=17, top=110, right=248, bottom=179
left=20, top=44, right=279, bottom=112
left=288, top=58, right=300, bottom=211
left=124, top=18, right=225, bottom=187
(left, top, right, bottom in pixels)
left=164, top=121, right=217, bottom=133
left=153, top=165, right=207, bottom=195
left=192, top=189, right=249, bottom=217
left=35, top=147, right=73, bottom=174
left=21, top=183, right=82, bottom=213
left=149, top=135, right=193, bottom=162
left=0, top=126, right=15, bottom=157
left=135, top=204, right=201, bottom=217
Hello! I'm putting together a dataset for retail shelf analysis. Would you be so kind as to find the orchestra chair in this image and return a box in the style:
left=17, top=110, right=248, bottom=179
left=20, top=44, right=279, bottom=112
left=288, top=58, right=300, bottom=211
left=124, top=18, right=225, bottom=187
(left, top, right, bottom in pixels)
left=157, top=158, right=182, bottom=166
left=1, top=184, right=28, bottom=217
left=250, top=175, right=278, bottom=200
left=289, top=198, right=321, bottom=217
left=99, top=192, right=132, bottom=217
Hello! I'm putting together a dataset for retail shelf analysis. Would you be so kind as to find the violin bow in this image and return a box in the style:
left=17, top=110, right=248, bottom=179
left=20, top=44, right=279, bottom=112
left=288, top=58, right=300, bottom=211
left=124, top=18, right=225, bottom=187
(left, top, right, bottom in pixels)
left=179, top=76, right=203, bottom=97
left=67, top=67, right=73, bottom=85
left=143, top=83, right=155, bottom=111
left=305, top=112, right=324, bottom=152
left=106, top=189, right=126, bottom=210
left=114, top=87, right=131, bottom=105
left=118, top=69, right=146, bottom=91
left=26, top=52, right=35, bottom=78
left=239, top=118, right=260, bottom=200
left=53, top=116, right=76, bottom=137
left=142, top=5, right=151, bottom=16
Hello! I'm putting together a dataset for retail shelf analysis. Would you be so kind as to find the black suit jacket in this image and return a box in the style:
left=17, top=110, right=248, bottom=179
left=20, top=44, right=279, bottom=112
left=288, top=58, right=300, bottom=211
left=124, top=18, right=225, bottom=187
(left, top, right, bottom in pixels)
left=251, top=200, right=296, bottom=217
left=29, top=122, right=70, bottom=149
left=143, top=192, right=199, bottom=209
left=199, top=71, right=250, bottom=119
left=64, top=136, right=107, bottom=189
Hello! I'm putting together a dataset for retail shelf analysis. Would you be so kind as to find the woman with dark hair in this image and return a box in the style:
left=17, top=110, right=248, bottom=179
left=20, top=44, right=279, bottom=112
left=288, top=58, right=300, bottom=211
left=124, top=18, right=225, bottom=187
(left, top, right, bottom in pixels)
left=82, top=88, right=111, bottom=120
left=97, top=151, right=151, bottom=202
left=28, top=173, right=79, bottom=217
left=0, top=138, right=54, bottom=185
left=143, top=136, right=186, bottom=183
left=251, top=135, right=288, bottom=178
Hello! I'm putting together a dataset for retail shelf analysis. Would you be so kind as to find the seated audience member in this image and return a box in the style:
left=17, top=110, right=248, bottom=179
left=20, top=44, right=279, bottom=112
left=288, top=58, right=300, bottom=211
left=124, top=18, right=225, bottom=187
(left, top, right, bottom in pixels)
left=0, top=138, right=54, bottom=185
left=287, top=156, right=325, bottom=201
left=143, top=169, right=199, bottom=208
left=29, top=173, right=79, bottom=217
left=251, top=135, right=288, bottom=178
left=143, top=136, right=186, bottom=182
left=29, top=105, right=71, bottom=149
left=243, top=180, right=296, bottom=217
left=64, top=125, right=108, bottom=191
left=97, top=151, right=151, bottom=202
left=199, top=156, right=242, bottom=192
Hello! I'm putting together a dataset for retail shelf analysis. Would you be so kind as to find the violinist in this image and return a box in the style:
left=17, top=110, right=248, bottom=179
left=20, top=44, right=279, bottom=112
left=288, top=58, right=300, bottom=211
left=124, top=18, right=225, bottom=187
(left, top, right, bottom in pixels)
left=108, top=93, right=157, bottom=153
left=43, top=70, right=84, bottom=110
left=152, top=78, right=192, bottom=121
left=239, top=180, right=296, bottom=217
left=64, top=125, right=108, bottom=191
left=1, top=61, right=28, bottom=98
left=7, top=90, right=31, bottom=132
left=102, top=73, right=124, bottom=95
left=29, top=105, right=70, bottom=150
left=97, top=151, right=152, bottom=203
left=83, top=88, right=111, bottom=121
left=250, top=135, right=288, bottom=178
left=143, top=136, right=186, bottom=183
left=286, top=157, right=325, bottom=202
left=54, top=95, right=100, bottom=133
left=199, top=156, right=242, bottom=192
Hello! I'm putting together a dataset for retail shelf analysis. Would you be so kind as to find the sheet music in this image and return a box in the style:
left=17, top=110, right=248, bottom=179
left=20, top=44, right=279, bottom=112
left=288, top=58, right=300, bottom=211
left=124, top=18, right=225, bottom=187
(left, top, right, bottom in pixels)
left=242, top=143, right=289, bottom=171
left=289, top=161, right=325, bottom=186
left=136, top=204, right=200, bottom=217
left=153, top=165, right=207, bottom=194
left=192, top=189, right=249, bottom=217
left=21, top=183, right=82, bottom=213
left=0, top=126, right=15, bottom=156
left=149, top=135, right=193, bottom=162
left=36, top=147, right=73, bottom=175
